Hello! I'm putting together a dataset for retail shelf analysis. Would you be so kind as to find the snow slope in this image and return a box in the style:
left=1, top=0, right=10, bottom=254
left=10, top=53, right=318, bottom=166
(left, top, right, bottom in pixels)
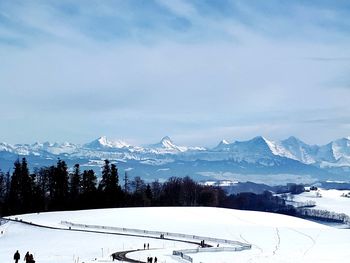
left=1, top=207, right=350, bottom=263
left=293, top=188, right=350, bottom=217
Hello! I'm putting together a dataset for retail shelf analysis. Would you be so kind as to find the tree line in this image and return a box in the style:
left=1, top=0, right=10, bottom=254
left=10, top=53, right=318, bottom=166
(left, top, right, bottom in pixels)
left=0, top=158, right=292, bottom=216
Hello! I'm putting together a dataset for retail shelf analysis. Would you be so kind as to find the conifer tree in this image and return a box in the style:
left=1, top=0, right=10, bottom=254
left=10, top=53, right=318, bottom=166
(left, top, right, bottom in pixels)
left=70, top=164, right=81, bottom=207
left=98, top=160, right=111, bottom=192
left=50, top=159, right=69, bottom=210
left=21, top=158, right=34, bottom=211
left=8, top=158, right=33, bottom=214
left=82, top=169, right=97, bottom=194
left=144, top=184, right=153, bottom=206
left=123, top=171, right=129, bottom=193
left=0, top=171, right=6, bottom=202
left=0, top=171, right=6, bottom=215
left=110, top=163, right=119, bottom=191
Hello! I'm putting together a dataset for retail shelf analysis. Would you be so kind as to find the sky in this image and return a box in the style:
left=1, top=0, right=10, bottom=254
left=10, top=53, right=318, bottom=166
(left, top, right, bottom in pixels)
left=1, top=0, right=350, bottom=147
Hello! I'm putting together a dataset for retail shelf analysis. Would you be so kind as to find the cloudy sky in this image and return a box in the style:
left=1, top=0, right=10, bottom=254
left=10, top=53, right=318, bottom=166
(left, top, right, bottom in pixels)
left=1, top=0, right=350, bottom=146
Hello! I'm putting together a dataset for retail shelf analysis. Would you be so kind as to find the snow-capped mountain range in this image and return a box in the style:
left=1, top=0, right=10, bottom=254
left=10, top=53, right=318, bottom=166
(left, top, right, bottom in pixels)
left=1, top=135, right=350, bottom=181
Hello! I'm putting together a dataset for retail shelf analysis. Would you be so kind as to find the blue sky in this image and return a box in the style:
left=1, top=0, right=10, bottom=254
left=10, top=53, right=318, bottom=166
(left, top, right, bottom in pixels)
left=1, top=0, right=350, bottom=146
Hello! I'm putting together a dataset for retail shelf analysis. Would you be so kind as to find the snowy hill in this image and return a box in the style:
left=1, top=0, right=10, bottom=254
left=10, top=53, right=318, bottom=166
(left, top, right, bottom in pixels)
left=1, top=136, right=350, bottom=181
left=293, top=188, right=350, bottom=218
left=1, top=207, right=350, bottom=263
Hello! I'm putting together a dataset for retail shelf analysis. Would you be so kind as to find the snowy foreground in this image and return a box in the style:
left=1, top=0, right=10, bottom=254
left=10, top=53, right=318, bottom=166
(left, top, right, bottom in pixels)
left=1, top=207, right=350, bottom=263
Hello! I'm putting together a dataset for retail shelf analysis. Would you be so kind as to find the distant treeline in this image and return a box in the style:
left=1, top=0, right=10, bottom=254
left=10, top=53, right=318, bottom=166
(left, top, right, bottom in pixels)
left=297, top=208, right=350, bottom=225
left=0, top=158, right=294, bottom=216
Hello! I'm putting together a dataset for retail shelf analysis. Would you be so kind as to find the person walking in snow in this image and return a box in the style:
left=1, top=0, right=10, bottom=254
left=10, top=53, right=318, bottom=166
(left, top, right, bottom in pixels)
left=154, top=256, right=157, bottom=263
left=147, top=243, right=149, bottom=249
left=28, top=254, right=35, bottom=263
left=24, top=251, right=30, bottom=263
left=14, top=250, right=20, bottom=263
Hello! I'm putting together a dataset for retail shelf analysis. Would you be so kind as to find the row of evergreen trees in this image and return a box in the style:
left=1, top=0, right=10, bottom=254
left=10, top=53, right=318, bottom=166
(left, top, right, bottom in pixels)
left=0, top=158, right=226, bottom=216
left=0, top=158, right=293, bottom=217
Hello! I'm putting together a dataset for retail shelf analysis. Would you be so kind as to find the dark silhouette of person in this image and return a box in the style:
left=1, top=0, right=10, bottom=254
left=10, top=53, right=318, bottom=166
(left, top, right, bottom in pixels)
left=28, top=254, right=35, bottom=263
left=154, top=256, right=158, bottom=263
left=147, top=243, right=149, bottom=249
left=150, top=257, right=153, bottom=263
left=24, top=252, right=30, bottom=263
left=13, top=250, right=20, bottom=263
left=144, top=243, right=146, bottom=250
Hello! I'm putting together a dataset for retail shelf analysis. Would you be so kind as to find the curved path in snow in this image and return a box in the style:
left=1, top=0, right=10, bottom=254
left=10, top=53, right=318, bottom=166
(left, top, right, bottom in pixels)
left=2, top=218, right=208, bottom=262
left=112, top=249, right=145, bottom=263
left=4, top=218, right=250, bottom=263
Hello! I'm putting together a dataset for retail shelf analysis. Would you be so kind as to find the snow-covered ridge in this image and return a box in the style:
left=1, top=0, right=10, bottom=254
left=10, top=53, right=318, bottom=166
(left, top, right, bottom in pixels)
left=1, top=136, right=350, bottom=168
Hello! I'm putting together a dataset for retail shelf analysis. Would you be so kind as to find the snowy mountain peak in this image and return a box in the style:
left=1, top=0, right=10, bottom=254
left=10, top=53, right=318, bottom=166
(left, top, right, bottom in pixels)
left=213, top=139, right=231, bottom=151
left=157, top=136, right=178, bottom=149
left=282, top=136, right=311, bottom=147
left=85, top=136, right=130, bottom=149
left=329, top=137, right=350, bottom=160
left=284, top=136, right=300, bottom=144
left=249, top=136, right=274, bottom=147
left=97, top=136, right=108, bottom=145
left=247, top=136, right=284, bottom=156
left=250, top=136, right=266, bottom=142
left=221, top=139, right=229, bottom=145
left=148, top=136, right=188, bottom=152
left=160, top=136, right=174, bottom=146
left=336, top=137, right=350, bottom=144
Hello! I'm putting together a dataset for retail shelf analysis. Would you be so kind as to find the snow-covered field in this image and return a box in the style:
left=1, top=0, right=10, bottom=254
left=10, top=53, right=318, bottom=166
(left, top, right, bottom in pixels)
left=293, top=188, right=350, bottom=216
left=1, top=207, right=350, bottom=263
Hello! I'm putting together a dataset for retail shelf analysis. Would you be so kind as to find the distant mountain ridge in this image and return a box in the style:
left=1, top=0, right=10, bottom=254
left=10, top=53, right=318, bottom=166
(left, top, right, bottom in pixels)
left=1, top=135, right=350, bottom=181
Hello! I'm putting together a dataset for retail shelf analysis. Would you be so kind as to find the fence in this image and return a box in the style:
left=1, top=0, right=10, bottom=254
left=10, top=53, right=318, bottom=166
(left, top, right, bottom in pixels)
left=175, top=246, right=248, bottom=254
left=286, top=200, right=316, bottom=208
left=172, top=246, right=247, bottom=262
left=60, top=221, right=252, bottom=249
left=173, top=250, right=193, bottom=262
left=61, top=220, right=251, bottom=263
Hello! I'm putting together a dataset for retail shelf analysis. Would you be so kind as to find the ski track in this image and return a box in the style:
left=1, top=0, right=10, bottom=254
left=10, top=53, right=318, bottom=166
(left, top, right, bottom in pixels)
left=272, top=228, right=280, bottom=256
left=288, top=228, right=318, bottom=256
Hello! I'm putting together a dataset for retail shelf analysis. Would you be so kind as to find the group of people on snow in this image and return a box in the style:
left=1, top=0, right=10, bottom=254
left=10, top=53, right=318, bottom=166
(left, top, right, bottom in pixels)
left=143, top=243, right=149, bottom=250
left=147, top=256, right=157, bottom=263
left=14, top=250, right=35, bottom=263
left=144, top=243, right=157, bottom=263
